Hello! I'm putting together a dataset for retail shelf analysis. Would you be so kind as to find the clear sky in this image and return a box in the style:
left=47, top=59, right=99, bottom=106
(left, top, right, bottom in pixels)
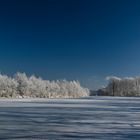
left=0, top=0, right=140, bottom=89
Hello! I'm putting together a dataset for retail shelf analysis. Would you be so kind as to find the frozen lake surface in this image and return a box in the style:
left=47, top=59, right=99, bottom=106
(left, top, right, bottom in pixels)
left=0, top=96, right=140, bottom=140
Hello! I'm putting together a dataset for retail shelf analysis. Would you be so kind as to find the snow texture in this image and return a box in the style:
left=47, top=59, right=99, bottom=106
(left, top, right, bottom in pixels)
left=0, top=96, right=140, bottom=139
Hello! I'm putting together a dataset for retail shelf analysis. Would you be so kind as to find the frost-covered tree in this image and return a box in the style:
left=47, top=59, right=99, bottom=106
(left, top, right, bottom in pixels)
left=14, top=73, right=31, bottom=97
left=29, top=76, right=48, bottom=98
left=0, top=72, right=89, bottom=98
left=105, top=76, right=140, bottom=96
left=0, top=74, right=18, bottom=98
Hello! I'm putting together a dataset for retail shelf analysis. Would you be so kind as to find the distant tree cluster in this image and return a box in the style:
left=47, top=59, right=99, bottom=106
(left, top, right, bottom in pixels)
left=105, top=76, right=140, bottom=96
left=0, top=73, right=89, bottom=98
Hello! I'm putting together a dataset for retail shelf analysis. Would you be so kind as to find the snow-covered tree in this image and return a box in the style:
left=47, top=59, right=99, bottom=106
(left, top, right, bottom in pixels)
left=0, top=72, right=89, bottom=98
left=105, top=76, right=140, bottom=96
left=14, top=73, right=31, bottom=97
left=29, top=76, right=48, bottom=98
left=0, top=74, right=18, bottom=98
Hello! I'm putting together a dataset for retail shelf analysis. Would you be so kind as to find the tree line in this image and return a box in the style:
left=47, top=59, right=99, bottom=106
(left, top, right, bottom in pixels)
left=104, top=76, right=140, bottom=96
left=0, top=73, right=89, bottom=98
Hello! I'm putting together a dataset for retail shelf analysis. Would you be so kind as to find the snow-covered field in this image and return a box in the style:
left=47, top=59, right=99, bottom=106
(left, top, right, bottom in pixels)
left=0, top=97, right=140, bottom=140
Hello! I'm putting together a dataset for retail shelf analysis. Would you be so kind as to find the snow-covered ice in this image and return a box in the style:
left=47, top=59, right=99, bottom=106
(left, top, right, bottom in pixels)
left=0, top=96, right=140, bottom=139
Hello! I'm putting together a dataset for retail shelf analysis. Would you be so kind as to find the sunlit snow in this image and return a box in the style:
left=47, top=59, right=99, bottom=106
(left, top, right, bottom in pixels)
left=0, top=96, right=140, bottom=139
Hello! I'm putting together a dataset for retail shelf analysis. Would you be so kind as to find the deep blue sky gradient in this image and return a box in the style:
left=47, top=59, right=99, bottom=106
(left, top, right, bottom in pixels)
left=0, top=0, right=140, bottom=89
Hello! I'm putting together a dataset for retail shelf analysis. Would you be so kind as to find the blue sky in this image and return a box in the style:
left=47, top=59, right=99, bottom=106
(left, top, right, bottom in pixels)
left=0, top=0, right=140, bottom=89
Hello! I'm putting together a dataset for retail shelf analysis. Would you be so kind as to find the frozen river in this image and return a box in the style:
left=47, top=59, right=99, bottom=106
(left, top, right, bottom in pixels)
left=0, top=96, right=140, bottom=140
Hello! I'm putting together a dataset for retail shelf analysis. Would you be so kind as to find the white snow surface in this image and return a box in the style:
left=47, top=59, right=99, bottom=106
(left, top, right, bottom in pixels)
left=0, top=96, right=140, bottom=139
